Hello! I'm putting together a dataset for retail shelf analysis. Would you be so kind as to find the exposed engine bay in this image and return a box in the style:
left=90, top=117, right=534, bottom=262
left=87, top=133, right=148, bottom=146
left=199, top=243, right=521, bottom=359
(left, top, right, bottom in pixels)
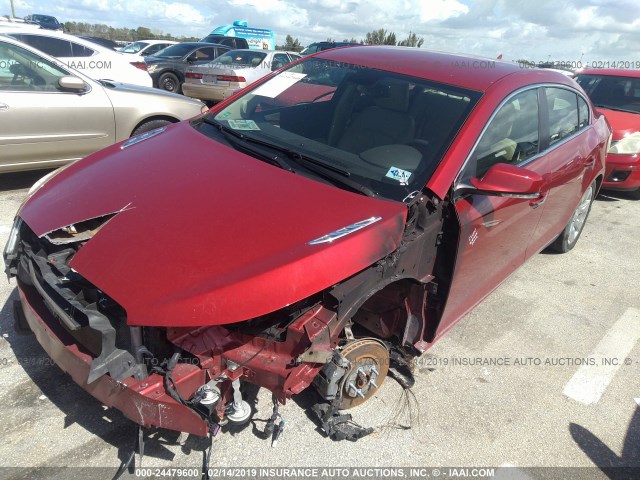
left=6, top=189, right=456, bottom=462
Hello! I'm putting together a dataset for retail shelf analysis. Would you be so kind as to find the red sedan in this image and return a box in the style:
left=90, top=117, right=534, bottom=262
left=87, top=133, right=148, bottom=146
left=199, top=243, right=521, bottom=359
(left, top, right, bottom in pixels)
left=575, top=68, right=640, bottom=197
left=4, top=47, right=610, bottom=442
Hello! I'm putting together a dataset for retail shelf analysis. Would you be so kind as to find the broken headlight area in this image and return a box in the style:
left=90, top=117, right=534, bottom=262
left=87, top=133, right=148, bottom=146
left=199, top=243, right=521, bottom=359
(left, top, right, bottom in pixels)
left=13, top=220, right=147, bottom=383
left=10, top=214, right=430, bottom=453
left=10, top=217, right=387, bottom=435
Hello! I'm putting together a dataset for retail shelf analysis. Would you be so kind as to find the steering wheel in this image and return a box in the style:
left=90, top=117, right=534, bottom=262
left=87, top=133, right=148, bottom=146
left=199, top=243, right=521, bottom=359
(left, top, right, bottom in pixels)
left=9, top=63, right=40, bottom=87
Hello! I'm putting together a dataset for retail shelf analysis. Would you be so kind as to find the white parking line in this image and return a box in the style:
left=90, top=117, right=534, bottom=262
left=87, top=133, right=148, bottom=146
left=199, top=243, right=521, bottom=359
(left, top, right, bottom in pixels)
left=563, top=307, right=640, bottom=405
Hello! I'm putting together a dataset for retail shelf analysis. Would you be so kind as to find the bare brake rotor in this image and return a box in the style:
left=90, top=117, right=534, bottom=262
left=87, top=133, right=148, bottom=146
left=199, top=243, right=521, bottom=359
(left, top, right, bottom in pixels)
left=338, top=339, right=389, bottom=409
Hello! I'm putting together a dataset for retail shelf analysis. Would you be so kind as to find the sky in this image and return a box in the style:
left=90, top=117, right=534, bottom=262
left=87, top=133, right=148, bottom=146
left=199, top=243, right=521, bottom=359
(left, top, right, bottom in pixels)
left=5, top=0, right=640, bottom=63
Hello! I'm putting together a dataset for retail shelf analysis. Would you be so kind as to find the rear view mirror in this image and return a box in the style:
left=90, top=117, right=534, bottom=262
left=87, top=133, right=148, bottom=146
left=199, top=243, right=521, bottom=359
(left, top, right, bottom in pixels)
left=467, top=163, right=542, bottom=198
left=58, top=76, right=88, bottom=92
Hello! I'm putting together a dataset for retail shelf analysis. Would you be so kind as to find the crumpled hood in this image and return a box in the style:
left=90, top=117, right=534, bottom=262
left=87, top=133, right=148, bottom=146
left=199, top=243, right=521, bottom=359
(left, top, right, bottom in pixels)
left=19, top=121, right=407, bottom=327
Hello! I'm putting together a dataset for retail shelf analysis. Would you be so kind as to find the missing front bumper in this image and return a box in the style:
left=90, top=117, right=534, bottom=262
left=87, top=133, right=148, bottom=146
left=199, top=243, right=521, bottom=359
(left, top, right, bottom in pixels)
left=16, top=282, right=209, bottom=436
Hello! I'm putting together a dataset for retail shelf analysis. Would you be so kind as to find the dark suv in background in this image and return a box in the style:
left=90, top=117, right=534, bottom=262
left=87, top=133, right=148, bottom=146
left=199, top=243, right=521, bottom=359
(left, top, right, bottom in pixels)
left=200, top=34, right=249, bottom=50
left=24, top=14, right=63, bottom=30
left=300, top=41, right=360, bottom=55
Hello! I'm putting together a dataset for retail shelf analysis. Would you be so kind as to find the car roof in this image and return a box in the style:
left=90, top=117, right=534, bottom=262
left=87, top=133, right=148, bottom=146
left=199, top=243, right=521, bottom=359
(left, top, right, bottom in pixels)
left=0, top=28, right=121, bottom=55
left=0, top=33, right=94, bottom=82
left=316, top=46, right=578, bottom=92
left=577, top=69, right=640, bottom=79
left=31, top=14, right=58, bottom=20
left=0, top=20, right=42, bottom=30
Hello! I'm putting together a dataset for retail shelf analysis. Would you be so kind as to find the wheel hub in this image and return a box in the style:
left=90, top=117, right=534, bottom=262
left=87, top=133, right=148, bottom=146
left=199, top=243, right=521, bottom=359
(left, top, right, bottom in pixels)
left=337, top=339, right=389, bottom=409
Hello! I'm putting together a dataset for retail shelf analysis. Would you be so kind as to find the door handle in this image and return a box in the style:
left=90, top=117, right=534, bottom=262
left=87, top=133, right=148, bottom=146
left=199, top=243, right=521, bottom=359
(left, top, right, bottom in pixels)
left=0, top=103, right=8, bottom=112
left=530, top=192, right=547, bottom=209
left=584, top=157, right=595, bottom=169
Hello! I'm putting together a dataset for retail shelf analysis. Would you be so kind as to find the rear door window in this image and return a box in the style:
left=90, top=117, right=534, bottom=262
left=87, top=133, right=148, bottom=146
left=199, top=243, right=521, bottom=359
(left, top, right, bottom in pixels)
left=545, top=88, right=579, bottom=145
left=12, top=34, right=73, bottom=57
left=578, top=96, right=590, bottom=128
left=144, top=43, right=168, bottom=56
left=194, top=47, right=217, bottom=61
left=70, top=42, right=95, bottom=57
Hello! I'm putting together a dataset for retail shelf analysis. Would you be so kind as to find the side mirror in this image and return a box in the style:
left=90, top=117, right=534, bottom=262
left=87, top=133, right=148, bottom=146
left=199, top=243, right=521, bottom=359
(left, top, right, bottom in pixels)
left=465, top=163, right=542, bottom=198
left=58, top=76, right=88, bottom=92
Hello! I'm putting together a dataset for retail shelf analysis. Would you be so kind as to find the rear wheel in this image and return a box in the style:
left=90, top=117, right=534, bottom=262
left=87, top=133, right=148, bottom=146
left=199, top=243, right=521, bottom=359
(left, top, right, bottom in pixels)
left=158, top=72, right=180, bottom=93
left=549, top=181, right=596, bottom=253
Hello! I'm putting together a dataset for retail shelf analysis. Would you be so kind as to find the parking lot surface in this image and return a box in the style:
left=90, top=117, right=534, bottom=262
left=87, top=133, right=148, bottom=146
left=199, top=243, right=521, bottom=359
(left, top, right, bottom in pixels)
left=0, top=171, right=638, bottom=478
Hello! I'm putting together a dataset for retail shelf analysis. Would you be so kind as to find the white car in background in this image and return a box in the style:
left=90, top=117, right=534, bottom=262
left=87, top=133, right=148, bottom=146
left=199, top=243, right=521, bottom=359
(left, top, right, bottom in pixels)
left=0, top=27, right=152, bottom=87
left=119, top=39, right=178, bottom=57
left=182, top=49, right=301, bottom=103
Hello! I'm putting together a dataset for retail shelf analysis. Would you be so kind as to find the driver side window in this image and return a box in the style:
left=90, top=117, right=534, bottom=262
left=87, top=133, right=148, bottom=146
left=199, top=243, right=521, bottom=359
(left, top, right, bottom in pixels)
left=464, top=89, right=539, bottom=179
left=0, top=42, right=69, bottom=92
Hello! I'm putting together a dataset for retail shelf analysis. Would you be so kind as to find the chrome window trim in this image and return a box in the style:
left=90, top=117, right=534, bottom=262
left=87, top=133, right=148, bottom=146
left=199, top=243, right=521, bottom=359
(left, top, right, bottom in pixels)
left=453, top=83, right=592, bottom=194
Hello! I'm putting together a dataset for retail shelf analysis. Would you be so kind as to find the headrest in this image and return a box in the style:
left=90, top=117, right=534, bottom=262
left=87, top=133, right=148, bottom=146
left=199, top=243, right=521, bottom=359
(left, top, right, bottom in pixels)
left=371, top=79, right=410, bottom=112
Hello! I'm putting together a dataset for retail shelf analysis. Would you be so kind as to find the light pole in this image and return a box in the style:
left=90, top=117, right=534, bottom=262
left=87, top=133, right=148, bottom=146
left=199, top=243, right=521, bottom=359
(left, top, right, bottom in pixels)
left=10, top=0, right=16, bottom=18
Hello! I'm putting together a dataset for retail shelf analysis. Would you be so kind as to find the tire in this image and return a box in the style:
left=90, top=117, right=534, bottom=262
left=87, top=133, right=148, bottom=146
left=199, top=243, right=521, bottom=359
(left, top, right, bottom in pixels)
left=548, top=181, right=596, bottom=253
left=158, top=72, right=180, bottom=93
left=131, top=119, right=172, bottom=136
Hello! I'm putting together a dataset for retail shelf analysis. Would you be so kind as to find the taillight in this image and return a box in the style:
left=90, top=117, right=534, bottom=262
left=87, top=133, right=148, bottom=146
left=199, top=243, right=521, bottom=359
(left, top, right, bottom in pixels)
left=217, top=75, right=245, bottom=82
left=130, top=61, right=147, bottom=71
left=185, top=72, right=203, bottom=79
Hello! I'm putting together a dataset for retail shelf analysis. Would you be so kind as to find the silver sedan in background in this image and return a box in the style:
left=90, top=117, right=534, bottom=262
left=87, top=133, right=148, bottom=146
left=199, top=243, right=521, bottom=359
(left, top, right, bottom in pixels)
left=0, top=35, right=208, bottom=173
left=182, top=49, right=301, bottom=103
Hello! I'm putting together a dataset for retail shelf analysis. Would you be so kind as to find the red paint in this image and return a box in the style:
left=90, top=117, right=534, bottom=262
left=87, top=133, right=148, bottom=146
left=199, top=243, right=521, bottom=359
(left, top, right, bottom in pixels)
left=594, top=107, right=640, bottom=191
left=19, top=122, right=407, bottom=327
left=577, top=69, right=640, bottom=191
left=18, top=284, right=209, bottom=436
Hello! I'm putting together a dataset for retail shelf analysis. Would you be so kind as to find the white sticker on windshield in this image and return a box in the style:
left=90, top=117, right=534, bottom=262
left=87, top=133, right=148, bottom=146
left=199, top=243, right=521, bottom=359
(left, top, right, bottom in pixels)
left=228, top=119, right=260, bottom=131
left=386, top=166, right=412, bottom=185
left=251, top=72, right=307, bottom=98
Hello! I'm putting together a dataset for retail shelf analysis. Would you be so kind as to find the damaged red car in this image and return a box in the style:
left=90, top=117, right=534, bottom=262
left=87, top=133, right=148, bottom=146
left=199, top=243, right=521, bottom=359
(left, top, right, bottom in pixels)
left=4, top=47, right=610, bottom=442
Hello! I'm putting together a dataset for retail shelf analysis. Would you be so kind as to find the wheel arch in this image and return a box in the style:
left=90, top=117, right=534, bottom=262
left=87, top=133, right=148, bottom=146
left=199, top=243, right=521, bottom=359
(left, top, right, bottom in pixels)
left=129, top=115, right=180, bottom=137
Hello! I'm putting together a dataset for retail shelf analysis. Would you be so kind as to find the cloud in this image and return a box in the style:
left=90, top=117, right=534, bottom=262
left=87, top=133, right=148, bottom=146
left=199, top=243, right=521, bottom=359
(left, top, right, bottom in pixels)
left=162, top=3, right=206, bottom=25
left=420, top=0, right=469, bottom=22
left=11, top=0, right=640, bottom=61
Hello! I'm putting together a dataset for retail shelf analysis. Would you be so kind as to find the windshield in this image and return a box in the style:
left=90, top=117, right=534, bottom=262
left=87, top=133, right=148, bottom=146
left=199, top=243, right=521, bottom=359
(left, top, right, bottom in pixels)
left=121, top=41, right=148, bottom=54
left=214, top=50, right=267, bottom=68
left=575, top=74, right=640, bottom=114
left=153, top=44, right=196, bottom=58
left=199, top=57, right=481, bottom=201
left=33, top=15, right=59, bottom=25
